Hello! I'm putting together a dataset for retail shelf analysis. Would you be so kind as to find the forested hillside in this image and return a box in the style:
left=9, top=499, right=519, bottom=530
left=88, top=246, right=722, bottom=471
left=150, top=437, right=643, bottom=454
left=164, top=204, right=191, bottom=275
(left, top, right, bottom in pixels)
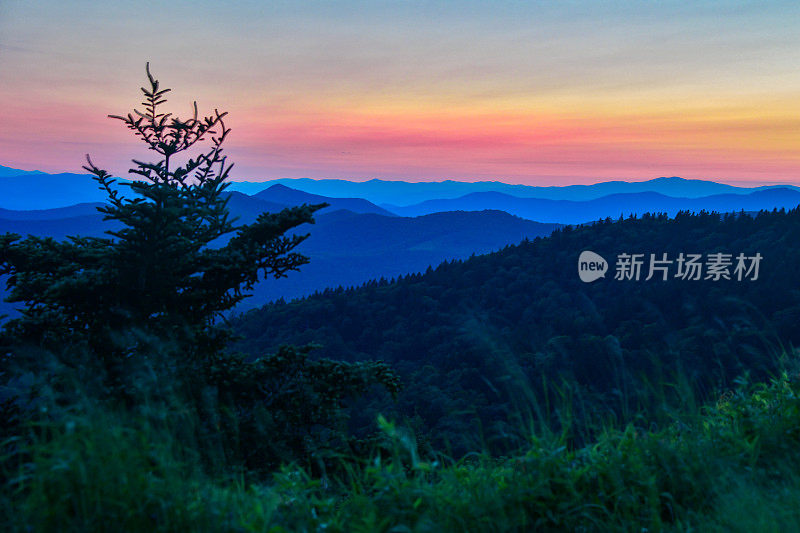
left=233, top=208, right=800, bottom=454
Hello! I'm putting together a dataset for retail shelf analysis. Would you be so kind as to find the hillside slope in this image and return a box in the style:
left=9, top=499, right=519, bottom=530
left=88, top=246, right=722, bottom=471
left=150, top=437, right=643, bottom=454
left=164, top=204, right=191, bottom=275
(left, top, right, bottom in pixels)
left=247, top=210, right=560, bottom=306
left=232, top=208, right=800, bottom=453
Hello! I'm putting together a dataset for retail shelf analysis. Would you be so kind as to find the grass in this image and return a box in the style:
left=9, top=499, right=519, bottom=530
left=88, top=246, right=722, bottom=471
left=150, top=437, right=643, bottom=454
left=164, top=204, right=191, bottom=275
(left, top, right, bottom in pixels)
left=4, top=369, right=800, bottom=532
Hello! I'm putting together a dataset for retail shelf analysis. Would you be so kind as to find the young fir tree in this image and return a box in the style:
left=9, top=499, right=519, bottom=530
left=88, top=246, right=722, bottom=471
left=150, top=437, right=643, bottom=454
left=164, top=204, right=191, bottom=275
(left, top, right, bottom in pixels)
left=2, top=63, right=319, bottom=358
left=0, top=65, right=399, bottom=471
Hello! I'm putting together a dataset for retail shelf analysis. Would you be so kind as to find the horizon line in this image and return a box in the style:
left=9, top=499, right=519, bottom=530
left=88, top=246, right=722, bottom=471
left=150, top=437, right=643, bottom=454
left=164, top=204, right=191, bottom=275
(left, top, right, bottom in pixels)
left=1, top=163, right=798, bottom=189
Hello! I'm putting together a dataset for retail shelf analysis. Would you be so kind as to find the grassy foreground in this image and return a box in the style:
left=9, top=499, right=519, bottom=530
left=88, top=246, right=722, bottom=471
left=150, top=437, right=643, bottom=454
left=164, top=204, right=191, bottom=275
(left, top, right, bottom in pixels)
left=4, top=369, right=800, bottom=532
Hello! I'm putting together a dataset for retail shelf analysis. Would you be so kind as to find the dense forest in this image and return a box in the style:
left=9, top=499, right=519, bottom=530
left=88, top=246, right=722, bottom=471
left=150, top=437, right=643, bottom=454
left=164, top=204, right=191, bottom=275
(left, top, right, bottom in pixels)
left=4, top=68, right=800, bottom=531
left=232, top=208, right=800, bottom=455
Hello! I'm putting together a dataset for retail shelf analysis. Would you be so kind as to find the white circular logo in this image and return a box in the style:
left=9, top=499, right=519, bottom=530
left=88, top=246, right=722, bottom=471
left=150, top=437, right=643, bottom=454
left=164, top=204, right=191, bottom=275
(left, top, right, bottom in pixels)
left=578, top=251, right=608, bottom=282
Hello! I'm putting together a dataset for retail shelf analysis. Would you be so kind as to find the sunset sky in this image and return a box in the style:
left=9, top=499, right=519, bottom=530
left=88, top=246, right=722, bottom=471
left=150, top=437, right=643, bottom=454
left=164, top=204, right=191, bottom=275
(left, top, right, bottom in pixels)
left=1, top=1, right=798, bottom=185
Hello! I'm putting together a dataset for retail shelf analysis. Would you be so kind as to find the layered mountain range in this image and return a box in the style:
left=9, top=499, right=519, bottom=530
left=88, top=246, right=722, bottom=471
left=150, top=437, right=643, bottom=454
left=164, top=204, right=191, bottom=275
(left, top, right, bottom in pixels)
left=1, top=165, right=798, bottom=315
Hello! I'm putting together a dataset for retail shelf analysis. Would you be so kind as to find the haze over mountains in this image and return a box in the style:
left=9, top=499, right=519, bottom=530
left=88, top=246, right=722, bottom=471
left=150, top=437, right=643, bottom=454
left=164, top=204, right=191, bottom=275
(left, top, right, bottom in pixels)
left=0, top=166, right=47, bottom=178
left=387, top=188, right=800, bottom=224
left=228, top=175, right=800, bottom=205
left=254, top=184, right=394, bottom=216
left=2, top=164, right=800, bottom=314
left=0, top=168, right=130, bottom=210
left=3, top=165, right=799, bottom=210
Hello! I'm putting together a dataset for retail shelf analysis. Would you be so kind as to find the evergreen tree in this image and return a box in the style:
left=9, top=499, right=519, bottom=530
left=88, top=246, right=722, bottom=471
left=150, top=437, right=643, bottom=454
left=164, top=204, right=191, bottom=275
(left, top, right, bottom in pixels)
left=0, top=65, right=400, bottom=471
left=1, top=63, right=321, bottom=359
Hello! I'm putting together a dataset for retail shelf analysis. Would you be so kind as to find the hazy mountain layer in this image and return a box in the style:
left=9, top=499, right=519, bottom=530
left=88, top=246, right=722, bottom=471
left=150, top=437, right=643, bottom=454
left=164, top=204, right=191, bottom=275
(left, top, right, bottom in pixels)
left=5, top=166, right=797, bottom=211
left=254, top=184, right=395, bottom=216
left=0, top=193, right=559, bottom=312
left=227, top=176, right=800, bottom=206
left=385, top=188, right=800, bottom=223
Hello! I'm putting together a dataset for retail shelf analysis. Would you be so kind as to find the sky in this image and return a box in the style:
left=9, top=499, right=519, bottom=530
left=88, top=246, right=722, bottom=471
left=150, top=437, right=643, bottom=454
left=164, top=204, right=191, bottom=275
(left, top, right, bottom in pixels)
left=0, top=0, right=798, bottom=186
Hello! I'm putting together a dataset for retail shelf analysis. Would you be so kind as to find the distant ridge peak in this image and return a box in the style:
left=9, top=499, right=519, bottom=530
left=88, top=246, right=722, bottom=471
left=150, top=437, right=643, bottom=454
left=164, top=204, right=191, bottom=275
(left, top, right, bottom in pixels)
left=265, top=183, right=294, bottom=191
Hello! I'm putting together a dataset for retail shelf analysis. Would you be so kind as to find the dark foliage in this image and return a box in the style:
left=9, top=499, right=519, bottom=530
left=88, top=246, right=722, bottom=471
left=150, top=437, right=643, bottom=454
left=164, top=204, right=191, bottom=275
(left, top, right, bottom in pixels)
left=204, top=344, right=400, bottom=473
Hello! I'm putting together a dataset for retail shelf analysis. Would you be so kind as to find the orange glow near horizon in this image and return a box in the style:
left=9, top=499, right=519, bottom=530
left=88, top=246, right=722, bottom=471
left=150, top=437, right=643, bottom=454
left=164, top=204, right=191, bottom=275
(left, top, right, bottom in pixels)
left=2, top=89, right=798, bottom=186
left=217, top=96, right=800, bottom=185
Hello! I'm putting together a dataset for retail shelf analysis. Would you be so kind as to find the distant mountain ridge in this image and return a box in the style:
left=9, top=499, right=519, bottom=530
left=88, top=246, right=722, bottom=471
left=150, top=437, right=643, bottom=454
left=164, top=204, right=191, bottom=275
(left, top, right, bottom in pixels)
left=0, top=202, right=105, bottom=221
left=0, top=166, right=130, bottom=210
left=227, top=176, right=800, bottom=206
left=3, top=165, right=798, bottom=211
left=0, top=165, right=47, bottom=177
left=254, top=184, right=394, bottom=216
left=386, top=188, right=800, bottom=224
